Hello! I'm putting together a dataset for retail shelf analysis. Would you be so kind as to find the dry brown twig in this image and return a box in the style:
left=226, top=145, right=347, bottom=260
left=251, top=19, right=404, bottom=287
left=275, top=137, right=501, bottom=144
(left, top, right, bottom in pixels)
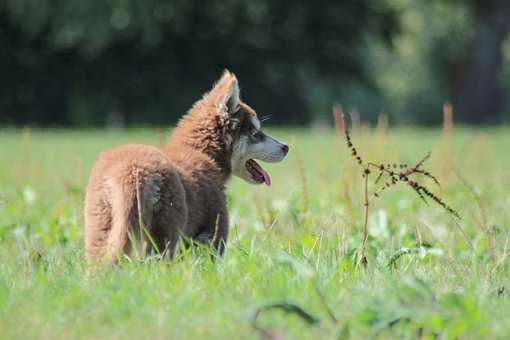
left=332, top=105, right=460, bottom=267
left=294, top=142, right=309, bottom=214
left=442, top=102, right=454, bottom=137
left=252, top=303, right=320, bottom=340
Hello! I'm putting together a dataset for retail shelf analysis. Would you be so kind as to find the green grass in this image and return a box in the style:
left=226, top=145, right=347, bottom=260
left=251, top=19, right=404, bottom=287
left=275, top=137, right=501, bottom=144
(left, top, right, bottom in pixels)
left=0, top=126, right=509, bottom=339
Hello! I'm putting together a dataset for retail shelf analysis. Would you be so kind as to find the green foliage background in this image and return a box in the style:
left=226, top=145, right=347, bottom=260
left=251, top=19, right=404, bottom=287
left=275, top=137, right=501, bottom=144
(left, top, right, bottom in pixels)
left=2, top=0, right=510, bottom=126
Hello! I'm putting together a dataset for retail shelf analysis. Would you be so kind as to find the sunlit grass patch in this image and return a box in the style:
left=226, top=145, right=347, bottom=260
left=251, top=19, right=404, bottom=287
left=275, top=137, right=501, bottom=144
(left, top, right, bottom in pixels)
left=0, top=126, right=509, bottom=338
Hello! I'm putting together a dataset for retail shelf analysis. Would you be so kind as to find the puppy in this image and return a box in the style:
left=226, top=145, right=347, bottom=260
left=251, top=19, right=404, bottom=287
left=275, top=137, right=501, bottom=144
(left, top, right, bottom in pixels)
left=84, top=70, right=288, bottom=263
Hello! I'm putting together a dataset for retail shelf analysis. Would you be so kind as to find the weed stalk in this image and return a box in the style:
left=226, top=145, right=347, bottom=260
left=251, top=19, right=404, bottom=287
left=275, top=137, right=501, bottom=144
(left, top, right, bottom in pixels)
left=332, top=105, right=460, bottom=267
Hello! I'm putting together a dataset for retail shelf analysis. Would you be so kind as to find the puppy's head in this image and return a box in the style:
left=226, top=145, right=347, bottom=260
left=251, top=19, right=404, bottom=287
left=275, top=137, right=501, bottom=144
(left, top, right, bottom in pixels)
left=218, top=73, right=289, bottom=186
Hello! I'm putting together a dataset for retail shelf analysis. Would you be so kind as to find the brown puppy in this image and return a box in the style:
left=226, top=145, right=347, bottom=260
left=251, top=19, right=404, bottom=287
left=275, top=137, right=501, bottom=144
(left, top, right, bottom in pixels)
left=84, top=70, right=289, bottom=263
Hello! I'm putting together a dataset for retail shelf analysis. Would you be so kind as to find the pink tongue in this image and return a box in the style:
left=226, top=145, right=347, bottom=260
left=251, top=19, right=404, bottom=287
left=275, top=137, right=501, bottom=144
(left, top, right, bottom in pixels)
left=261, top=168, right=271, bottom=186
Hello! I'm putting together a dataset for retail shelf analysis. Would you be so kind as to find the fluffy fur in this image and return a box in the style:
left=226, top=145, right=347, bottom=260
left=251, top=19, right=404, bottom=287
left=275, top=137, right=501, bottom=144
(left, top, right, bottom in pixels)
left=84, top=70, right=287, bottom=263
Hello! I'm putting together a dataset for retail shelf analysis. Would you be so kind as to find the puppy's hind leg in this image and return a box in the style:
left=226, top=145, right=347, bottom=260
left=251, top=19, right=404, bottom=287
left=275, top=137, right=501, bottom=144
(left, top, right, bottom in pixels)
left=149, top=175, right=188, bottom=259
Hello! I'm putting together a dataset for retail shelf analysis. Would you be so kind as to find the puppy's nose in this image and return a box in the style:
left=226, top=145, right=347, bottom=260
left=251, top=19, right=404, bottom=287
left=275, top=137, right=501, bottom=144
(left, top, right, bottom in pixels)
left=281, top=144, right=289, bottom=155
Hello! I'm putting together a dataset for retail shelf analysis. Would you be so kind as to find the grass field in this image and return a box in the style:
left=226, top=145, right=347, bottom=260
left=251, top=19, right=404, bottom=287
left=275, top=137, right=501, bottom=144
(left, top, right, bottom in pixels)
left=0, top=126, right=509, bottom=339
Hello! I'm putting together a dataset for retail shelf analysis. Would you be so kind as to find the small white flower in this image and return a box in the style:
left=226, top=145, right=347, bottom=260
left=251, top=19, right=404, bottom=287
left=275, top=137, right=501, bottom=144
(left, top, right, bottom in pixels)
left=229, top=210, right=239, bottom=226
left=271, top=199, right=288, bottom=211
left=369, top=209, right=389, bottom=239
left=397, top=198, right=409, bottom=210
left=12, top=225, right=26, bottom=238
left=253, top=221, right=264, bottom=231
left=426, top=247, right=444, bottom=256
left=23, top=187, right=36, bottom=204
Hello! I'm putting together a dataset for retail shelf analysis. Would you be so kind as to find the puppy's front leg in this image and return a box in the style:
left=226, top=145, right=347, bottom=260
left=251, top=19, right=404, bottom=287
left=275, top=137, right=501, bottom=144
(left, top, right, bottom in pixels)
left=195, top=212, right=229, bottom=256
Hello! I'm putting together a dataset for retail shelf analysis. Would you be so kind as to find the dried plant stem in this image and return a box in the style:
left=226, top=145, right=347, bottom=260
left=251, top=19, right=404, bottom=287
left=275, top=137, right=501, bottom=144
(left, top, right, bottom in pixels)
left=442, top=102, right=453, bottom=137
left=211, top=214, right=221, bottom=248
left=294, top=145, right=309, bottom=213
left=252, top=303, right=320, bottom=338
left=332, top=105, right=460, bottom=268
left=357, top=172, right=370, bottom=266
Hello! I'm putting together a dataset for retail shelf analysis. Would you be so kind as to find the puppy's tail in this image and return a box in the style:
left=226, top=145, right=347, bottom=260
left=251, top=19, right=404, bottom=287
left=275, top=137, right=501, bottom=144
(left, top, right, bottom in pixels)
left=106, top=174, right=141, bottom=262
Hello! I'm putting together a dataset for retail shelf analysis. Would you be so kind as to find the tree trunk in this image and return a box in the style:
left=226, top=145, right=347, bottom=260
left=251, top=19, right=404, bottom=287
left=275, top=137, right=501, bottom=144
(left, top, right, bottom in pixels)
left=454, top=1, right=510, bottom=124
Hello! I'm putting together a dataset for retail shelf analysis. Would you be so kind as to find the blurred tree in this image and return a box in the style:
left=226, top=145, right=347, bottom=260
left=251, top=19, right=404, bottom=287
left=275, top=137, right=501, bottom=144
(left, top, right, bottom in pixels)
left=451, top=0, right=510, bottom=123
left=355, top=0, right=510, bottom=125
left=0, top=0, right=398, bottom=126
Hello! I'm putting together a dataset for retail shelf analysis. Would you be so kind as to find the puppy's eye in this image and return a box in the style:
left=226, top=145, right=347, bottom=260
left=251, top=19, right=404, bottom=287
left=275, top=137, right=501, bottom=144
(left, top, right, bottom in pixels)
left=250, top=129, right=259, bottom=137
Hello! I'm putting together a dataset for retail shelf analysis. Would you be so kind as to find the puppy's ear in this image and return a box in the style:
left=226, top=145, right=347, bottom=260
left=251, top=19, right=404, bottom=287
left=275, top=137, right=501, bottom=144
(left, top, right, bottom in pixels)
left=226, top=80, right=241, bottom=131
left=215, top=71, right=241, bottom=132
left=223, top=74, right=240, bottom=116
left=207, top=70, right=241, bottom=131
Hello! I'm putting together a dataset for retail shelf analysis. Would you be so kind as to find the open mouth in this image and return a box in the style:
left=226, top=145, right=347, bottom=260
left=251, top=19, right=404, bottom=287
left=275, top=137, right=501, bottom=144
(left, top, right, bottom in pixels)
left=246, top=159, right=271, bottom=186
